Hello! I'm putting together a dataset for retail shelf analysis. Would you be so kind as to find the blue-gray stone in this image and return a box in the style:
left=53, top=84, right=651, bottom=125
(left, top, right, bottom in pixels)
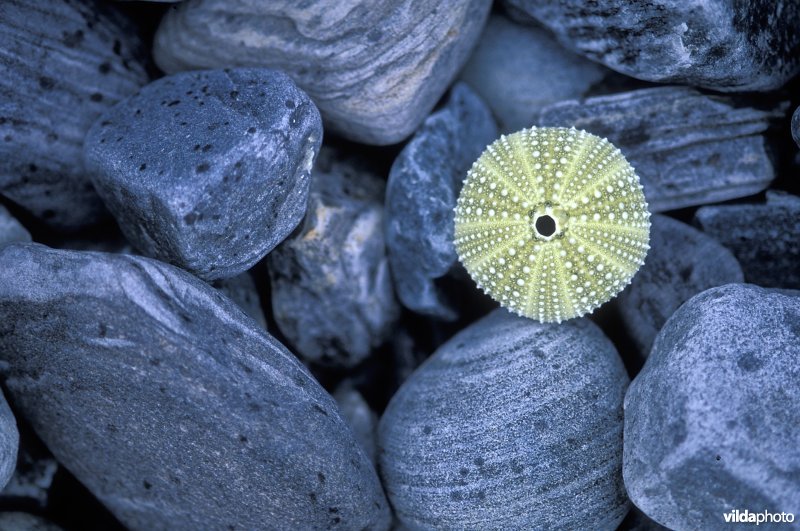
left=152, top=0, right=491, bottom=145
left=624, top=284, right=800, bottom=530
left=617, top=215, right=743, bottom=359
left=333, top=382, right=378, bottom=466
left=385, top=83, right=498, bottom=320
left=504, top=0, right=800, bottom=92
left=694, top=191, right=800, bottom=290
left=379, top=309, right=630, bottom=530
left=210, top=272, right=267, bottom=330
left=0, top=243, right=390, bottom=531
left=269, top=147, right=398, bottom=368
left=84, top=68, right=322, bottom=281
left=0, top=0, right=148, bottom=230
left=459, top=15, right=610, bottom=133
left=0, top=512, right=63, bottom=531
left=793, top=107, right=800, bottom=148
left=0, top=390, right=18, bottom=492
left=538, top=87, right=786, bottom=212
left=0, top=205, right=31, bottom=248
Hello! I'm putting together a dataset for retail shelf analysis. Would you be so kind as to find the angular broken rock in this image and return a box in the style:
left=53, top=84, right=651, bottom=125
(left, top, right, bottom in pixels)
left=152, top=0, right=491, bottom=145
left=0, top=243, right=390, bottom=531
left=538, top=87, right=785, bottom=212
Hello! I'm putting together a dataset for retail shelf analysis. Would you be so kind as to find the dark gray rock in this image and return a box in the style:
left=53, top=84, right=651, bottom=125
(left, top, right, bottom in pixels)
left=0, top=512, right=63, bottom=531
left=210, top=272, right=266, bottom=330
left=694, top=191, right=800, bottom=289
left=333, top=383, right=378, bottom=466
left=504, top=0, right=800, bottom=92
left=0, top=205, right=31, bottom=248
left=538, top=87, right=786, bottom=212
left=459, top=15, right=609, bottom=133
left=0, top=0, right=148, bottom=230
left=152, top=0, right=491, bottom=145
left=624, top=284, right=800, bottom=530
left=617, top=215, right=743, bottom=358
left=84, top=68, right=322, bottom=281
left=793, top=106, right=800, bottom=148
left=0, top=243, right=390, bottom=531
left=269, top=147, right=398, bottom=368
left=0, top=391, right=18, bottom=491
left=385, top=83, right=497, bottom=320
left=379, top=309, right=630, bottom=530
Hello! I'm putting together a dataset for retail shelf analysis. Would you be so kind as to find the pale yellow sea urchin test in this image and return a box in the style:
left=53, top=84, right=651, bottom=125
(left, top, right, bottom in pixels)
left=454, top=126, right=651, bottom=323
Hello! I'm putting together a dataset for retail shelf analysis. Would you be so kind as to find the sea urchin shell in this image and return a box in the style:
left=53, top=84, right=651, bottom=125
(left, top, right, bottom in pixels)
left=454, top=127, right=650, bottom=322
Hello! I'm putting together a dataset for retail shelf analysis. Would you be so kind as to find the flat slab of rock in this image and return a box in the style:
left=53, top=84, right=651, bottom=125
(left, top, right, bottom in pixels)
left=269, top=147, right=398, bottom=368
left=624, top=284, right=800, bottom=530
left=84, top=68, right=322, bottom=281
left=385, top=83, right=497, bottom=320
left=538, top=87, right=786, bottom=212
left=459, top=14, right=609, bottom=132
left=504, top=0, right=800, bottom=92
left=617, top=215, right=743, bottom=358
left=694, top=191, right=800, bottom=289
left=0, top=0, right=148, bottom=230
left=153, top=0, right=491, bottom=145
left=0, top=243, right=390, bottom=531
left=379, top=309, right=630, bottom=530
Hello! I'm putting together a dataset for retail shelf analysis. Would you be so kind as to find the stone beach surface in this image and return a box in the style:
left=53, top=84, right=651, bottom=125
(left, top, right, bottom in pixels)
left=0, top=0, right=799, bottom=528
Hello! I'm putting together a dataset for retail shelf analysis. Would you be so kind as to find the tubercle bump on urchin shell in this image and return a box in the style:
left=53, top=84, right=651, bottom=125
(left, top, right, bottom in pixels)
left=453, top=126, right=651, bottom=323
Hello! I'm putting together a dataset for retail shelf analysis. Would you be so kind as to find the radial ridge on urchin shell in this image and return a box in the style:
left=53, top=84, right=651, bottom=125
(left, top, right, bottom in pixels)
left=453, top=126, right=651, bottom=323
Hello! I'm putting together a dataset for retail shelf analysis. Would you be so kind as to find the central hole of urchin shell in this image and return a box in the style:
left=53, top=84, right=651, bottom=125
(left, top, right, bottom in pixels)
left=535, top=215, right=556, bottom=237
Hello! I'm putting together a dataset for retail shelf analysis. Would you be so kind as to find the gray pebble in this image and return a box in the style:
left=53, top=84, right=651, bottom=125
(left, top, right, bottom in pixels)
left=333, top=383, right=378, bottom=466
left=503, top=0, right=800, bottom=92
left=84, top=68, right=322, bottom=281
left=694, top=191, right=800, bottom=289
left=385, top=83, right=497, bottom=320
left=459, top=14, right=610, bottom=133
left=0, top=205, right=31, bottom=248
left=152, top=0, right=491, bottom=145
left=538, top=87, right=786, bottom=212
left=210, top=272, right=266, bottom=330
left=0, top=243, right=390, bottom=531
left=0, top=0, right=148, bottom=230
left=624, top=284, right=800, bottom=530
left=269, top=147, right=398, bottom=368
left=617, top=215, right=743, bottom=358
left=379, top=309, right=630, bottom=530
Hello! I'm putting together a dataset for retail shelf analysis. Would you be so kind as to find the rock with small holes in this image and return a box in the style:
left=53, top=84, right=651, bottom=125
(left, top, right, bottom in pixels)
left=624, top=284, right=800, bottom=530
left=0, top=0, right=148, bottom=230
left=694, top=191, right=800, bottom=290
left=454, top=126, right=651, bottom=323
left=538, top=87, right=786, bottom=212
left=333, top=382, right=378, bottom=466
left=503, top=0, right=800, bottom=92
left=269, top=147, right=398, bottom=368
left=617, top=215, right=743, bottom=358
left=0, top=205, right=31, bottom=248
left=153, top=0, right=491, bottom=145
left=385, top=83, right=498, bottom=320
left=459, top=14, right=610, bottom=132
left=379, top=309, right=630, bottom=530
left=84, top=68, right=322, bottom=281
left=0, top=243, right=391, bottom=531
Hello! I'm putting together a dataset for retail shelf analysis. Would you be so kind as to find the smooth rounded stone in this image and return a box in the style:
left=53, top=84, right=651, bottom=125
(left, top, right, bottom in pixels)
left=153, top=0, right=491, bottom=145
left=0, top=512, right=63, bottom=531
left=0, top=0, right=148, bottom=230
left=0, top=391, right=19, bottom=492
left=379, top=309, right=630, bottom=530
left=333, top=383, right=378, bottom=466
left=210, top=272, right=266, bottom=330
left=503, top=0, right=800, bottom=92
left=269, top=147, right=398, bottom=368
left=385, top=83, right=497, bottom=320
left=624, top=284, right=800, bottom=530
left=0, top=204, right=31, bottom=248
left=694, top=191, right=800, bottom=289
left=84, top=68, right=322, bottom=281
left=537, top=87, right=786, bottom=212
left=0, top=244, right=390, bottom=531
left=793, top=106, right=800, bottom=148
left=617, top=215, right=743, bottom=359
left=459, top=15, right=609, bottom=133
